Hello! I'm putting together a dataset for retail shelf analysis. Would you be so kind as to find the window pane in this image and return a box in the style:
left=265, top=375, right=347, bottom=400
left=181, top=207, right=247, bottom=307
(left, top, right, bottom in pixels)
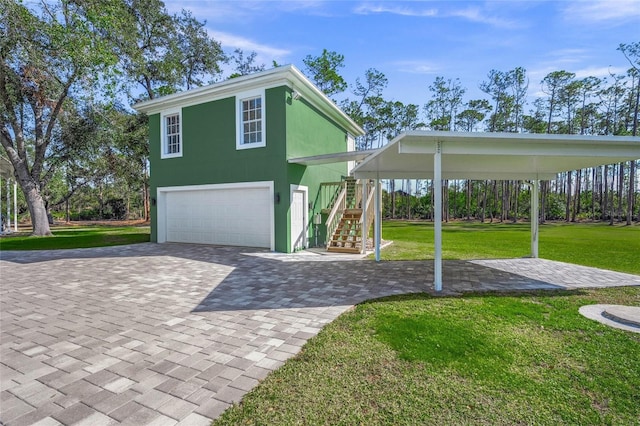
left=240, top=96, right=263, bottom=146
left=165, top=114, right=181, bottom=154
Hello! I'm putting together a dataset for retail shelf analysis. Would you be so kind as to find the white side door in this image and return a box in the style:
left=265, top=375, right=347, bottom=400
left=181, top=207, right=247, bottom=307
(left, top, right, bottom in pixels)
left=290, top=185, right=308, bottom=252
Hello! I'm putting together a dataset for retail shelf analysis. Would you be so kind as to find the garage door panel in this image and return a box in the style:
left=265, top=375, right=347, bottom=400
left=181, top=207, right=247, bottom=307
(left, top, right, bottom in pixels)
left=163, top=185, right=272, bottom=248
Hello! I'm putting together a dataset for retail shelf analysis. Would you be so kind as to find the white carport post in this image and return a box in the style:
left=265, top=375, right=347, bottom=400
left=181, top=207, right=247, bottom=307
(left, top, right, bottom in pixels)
left=531, top=179, right=539, bottom=258
left=374, top=174, right=381, bottom=262
left=5, top=179, right=10, bottom=230
left=361, top=179, right=367, bottom=254
left=13, top=180, right=18, bottom=231
left=433, top=141, right=443, bottom=291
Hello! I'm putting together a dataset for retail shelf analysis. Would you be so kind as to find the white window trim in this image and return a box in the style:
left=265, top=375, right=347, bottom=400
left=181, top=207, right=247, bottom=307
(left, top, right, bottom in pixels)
left=161, top=108, right=183, bottom=159
left=236, top=88, right=266, bottom=150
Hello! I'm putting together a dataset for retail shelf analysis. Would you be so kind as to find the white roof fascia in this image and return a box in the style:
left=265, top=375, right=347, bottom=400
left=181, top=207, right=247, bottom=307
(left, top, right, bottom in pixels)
left=398, top=138, right=640, bottom=158
left=132, top=65, right=364, bottom=137
left=352, top=131, right=640, bottom=181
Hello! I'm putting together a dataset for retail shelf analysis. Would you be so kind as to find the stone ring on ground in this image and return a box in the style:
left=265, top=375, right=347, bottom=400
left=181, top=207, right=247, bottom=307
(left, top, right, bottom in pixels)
left=579, top=304, right=640, bottom=333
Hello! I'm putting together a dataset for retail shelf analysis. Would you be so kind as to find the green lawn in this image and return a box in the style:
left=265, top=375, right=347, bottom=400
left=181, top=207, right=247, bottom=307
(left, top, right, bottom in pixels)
left=215, top=221, right=639, bottom=425
left=214, top=287, right=640, bottom=425
left=0, top=225, right=150, bottom=250
left=377, top=221, right=640, bottom=275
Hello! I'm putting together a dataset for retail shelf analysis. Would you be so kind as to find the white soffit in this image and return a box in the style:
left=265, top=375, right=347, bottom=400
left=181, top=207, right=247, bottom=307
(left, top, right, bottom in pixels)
left=353, top=131, right=640, bottom=180
left=288, top=149, right=378, bottom=166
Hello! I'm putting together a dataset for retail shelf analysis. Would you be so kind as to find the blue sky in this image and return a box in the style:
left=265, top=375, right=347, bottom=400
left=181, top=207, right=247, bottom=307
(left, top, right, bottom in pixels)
left=168, top=0, right=639, bottom=106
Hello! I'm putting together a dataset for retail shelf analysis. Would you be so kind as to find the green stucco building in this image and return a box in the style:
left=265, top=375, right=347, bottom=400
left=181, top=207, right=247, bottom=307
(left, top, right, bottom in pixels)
left=134, top=65, right=364, bottom=253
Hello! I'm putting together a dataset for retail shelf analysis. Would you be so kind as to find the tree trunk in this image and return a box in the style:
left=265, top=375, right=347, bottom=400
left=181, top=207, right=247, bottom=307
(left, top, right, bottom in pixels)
left=490, top=181, right=498, bottom=223
left=24, top=182, right=52, bottom=236
left=453, top=180, right=458, bottom=219
left=603, top=165, right=609, bottom=221
left=444, top=179, right=449, bottom=223
left=609, top=164, right=615, bottom=226
left=618, top=162, right=624, bottom=222
left=391, top=180, right=396, bottom=219
left=565, top=170, right=572, bottom=221
left=628, top=160, right=636, bottom=225
left=6, top=155, right=51, bottom=236
left=572, top=169, right=581, bottom=222
left=466, top=180, right=471, bottom=220
left=481, top=181, right=487, bottom=222
left=513, top=181, right=519, bottom=223
left=540, top=181, right=547, bottom=223
left=591, top=167, right=597, bottom=220
left=429, top=180, right=434, bottom=221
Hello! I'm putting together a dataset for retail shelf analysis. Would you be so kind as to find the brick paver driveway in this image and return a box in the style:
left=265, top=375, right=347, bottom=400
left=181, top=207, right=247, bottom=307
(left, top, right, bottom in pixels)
left=2, top=243, right=639, bottom=425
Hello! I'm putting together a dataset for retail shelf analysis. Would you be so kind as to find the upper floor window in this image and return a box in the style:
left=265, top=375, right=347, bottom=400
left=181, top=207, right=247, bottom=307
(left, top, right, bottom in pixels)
left=237, top=89, right=266, bottom=149
left=161, top=109, right=182, bottom=159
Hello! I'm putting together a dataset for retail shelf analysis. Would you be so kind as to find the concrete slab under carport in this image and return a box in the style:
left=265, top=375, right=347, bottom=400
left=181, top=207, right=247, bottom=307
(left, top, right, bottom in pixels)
left=1, top=243, right=639, bottom=425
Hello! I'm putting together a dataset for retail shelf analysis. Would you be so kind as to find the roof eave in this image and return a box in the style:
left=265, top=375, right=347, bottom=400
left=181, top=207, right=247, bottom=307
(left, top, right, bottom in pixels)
left=132, top=65, right=364, bottom=137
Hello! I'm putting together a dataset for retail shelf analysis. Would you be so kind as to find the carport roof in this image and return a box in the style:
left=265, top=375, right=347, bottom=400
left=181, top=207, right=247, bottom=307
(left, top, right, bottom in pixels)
left=352, top=131, right=640, bottom=180
left=348, top=130, right=640, bottom=292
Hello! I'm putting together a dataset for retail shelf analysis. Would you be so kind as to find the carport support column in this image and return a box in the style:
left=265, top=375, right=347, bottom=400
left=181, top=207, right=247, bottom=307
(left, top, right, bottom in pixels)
left=434, top=141, right=443, bottom=292
left=531, top=179, right=539, bottom=258
left=5, top=179, right=10, bottom=230
left=361, top=179, right=367, bottom=254
left=374, top=177, right=381, bottom=262
left=13, top=180, right=17, bottom=231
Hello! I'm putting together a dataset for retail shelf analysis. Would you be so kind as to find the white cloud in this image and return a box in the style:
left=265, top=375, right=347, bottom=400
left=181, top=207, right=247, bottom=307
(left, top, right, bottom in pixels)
left=393, top=60, right=441, bottom=75
left=354, top=2, right=518, bottom=28
left=209, top=30, right=291, bottom=62
left=167, top=0, right=330, bottom=20
left=527, top=65, right=629, bottom=98
left=448, top=7, right=519, bottom=29
left=561, top=0, right=640, bottom=23
left=354, top=3, right=437, bottom=17
left=548, top=48, right=590, bottom=61
left=574, top=66, right=629, bottom=79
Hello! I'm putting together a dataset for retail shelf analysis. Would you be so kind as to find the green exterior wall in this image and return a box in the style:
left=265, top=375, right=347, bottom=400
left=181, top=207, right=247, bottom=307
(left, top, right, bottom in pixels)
left=149, top=84, right=349, bottom=252
left=285, top=89, right=348, bottom=250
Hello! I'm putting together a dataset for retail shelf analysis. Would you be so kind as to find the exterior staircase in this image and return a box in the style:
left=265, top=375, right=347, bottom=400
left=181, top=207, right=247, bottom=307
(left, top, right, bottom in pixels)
left=324, top=178, right=376, bottom=254
left=327, top=209, right=362, bottom=253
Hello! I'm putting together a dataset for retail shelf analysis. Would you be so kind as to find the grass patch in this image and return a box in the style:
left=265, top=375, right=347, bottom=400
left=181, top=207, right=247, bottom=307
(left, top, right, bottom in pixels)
left=0, top=225, right=150, bottom=250
left=214, top=287, right=640, bottom=425
left=377, top=221, right=640, bottom=275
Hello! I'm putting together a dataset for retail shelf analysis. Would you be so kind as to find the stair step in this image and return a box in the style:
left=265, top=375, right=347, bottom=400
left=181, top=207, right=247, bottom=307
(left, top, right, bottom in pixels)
left=327, top=246, right=361, bottom=254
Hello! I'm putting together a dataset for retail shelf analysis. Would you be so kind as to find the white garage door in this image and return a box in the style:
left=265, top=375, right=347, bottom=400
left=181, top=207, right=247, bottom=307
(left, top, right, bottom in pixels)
left=159, top=183, right=273, bottom=249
